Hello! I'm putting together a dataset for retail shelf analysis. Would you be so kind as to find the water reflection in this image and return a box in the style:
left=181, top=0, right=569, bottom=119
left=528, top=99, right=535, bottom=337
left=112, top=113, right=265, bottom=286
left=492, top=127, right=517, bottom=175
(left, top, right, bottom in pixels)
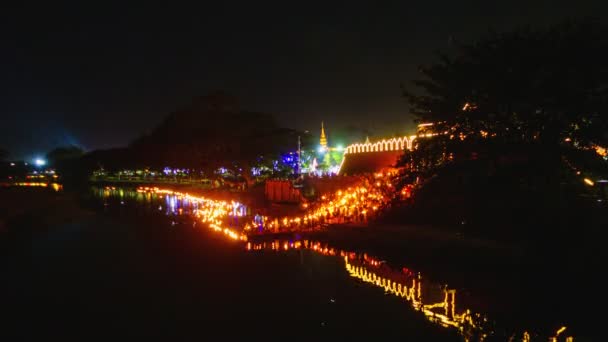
left=246, top=239, right=488, bottom=340
left=93, top=186, right=574, bottom=341
left=3, top=182, right=63, bottom=191
left=95, top=186, right=249, bottom=240
left=245, top=240, right=574, bottom=341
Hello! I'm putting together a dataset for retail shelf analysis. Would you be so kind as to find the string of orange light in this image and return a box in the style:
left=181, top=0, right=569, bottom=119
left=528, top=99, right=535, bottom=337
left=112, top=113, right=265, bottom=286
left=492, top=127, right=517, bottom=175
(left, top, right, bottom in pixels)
left=135, top=173, right=393, bottom=239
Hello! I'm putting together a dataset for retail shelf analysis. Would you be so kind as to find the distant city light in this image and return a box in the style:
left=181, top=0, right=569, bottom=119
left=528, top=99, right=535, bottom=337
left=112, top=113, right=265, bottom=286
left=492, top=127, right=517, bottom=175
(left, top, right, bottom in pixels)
left=10, top=162, right=15, bottom=166
left=335, top=145, right=344, bottom=152
left=584, top=178, right=594, bottom=186
left=34, top=158, right=46, bottom=166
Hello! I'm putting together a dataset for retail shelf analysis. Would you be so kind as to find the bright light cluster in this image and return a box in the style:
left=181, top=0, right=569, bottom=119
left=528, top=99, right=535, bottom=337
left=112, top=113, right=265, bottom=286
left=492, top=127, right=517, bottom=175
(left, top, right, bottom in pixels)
left=9, top=182, right=62, bottom=191
left=594, top=145, right=607, bottom=157
left=135, top=174, right=393, bottom=238
left=136, top=187, right=248, bottom=241
left=344, top=136, right=417, bottom=154
left=245, top=174, right=391, bottom=234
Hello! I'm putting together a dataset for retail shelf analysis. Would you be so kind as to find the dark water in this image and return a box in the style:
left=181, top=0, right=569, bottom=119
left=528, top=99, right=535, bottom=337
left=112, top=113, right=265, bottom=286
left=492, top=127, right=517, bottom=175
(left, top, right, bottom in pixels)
left=0, top=187, right=594, bottom=341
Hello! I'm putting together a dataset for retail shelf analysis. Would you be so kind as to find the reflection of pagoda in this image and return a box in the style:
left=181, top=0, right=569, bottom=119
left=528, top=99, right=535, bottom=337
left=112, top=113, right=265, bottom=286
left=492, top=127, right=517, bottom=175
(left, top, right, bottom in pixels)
left=320, top=121, right=328, bottom=149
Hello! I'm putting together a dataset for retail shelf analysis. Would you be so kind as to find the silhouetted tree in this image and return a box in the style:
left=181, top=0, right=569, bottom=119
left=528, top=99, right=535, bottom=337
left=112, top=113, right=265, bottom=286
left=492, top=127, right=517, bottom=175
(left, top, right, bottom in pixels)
left=403, top=21, right=608, bottom=147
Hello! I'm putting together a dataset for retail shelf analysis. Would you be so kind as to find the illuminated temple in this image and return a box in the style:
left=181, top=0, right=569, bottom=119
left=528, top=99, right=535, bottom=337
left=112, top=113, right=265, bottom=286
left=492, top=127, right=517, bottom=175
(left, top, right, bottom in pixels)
left=338, top=135, right=416, bottom=175
left=337, top=123, right=442, bottom=175
left=319, top=121, right=328, bottom=150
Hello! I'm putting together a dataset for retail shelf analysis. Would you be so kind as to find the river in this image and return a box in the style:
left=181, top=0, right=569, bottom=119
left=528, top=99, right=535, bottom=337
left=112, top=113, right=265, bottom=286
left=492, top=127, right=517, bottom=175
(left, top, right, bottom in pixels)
left=0, top=186, right=592, bottom=340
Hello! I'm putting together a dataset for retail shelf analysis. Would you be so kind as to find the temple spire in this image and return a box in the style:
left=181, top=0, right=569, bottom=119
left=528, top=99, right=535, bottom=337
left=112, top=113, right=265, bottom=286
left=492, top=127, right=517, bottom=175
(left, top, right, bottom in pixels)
left=320, top=121, right=328, bottom=148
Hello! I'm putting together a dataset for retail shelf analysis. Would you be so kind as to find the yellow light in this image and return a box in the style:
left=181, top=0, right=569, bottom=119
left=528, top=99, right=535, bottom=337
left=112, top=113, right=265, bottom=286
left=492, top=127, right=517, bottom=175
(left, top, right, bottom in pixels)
left=138, top=175, right=390, bottom=242
left=584, top=178, right=594, bottom=186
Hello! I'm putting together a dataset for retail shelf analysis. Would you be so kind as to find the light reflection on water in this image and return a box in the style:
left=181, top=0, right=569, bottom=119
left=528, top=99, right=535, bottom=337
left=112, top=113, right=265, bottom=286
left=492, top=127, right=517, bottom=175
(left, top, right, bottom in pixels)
left=246, top=239, right=489, bottom=340
left=95, top=186, right=250, bottom=240
left=93, top=186, right=574, bottom=341
left=3, top=182, right=63, bottom=191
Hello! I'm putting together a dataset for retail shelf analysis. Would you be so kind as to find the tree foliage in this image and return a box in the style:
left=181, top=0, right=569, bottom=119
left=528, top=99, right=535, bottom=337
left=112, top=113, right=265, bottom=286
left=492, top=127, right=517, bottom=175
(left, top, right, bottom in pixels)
left=403, top=21, right=608, bottom=147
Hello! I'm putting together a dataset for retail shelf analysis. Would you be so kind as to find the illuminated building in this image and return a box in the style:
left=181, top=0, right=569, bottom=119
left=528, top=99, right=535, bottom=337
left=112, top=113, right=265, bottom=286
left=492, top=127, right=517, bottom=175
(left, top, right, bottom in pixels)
left=299, top=121, right=343, bottom=176
left=320, top=121, right=328, bottom=150
left=337, top=122, right=451, bottom=174
left=339, top=135, right=416, bottom=175
left=343, top=135, right=416, bottom=154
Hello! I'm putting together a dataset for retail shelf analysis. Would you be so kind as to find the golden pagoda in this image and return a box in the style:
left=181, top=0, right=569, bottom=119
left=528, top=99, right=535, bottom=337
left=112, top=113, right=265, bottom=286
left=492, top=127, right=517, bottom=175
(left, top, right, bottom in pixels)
left=320, top=121, right=328, bottom=149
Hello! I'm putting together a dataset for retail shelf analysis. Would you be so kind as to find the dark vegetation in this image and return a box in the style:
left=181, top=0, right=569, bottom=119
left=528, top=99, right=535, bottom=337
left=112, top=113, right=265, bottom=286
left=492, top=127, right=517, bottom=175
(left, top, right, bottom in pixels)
left=392, top=21, right=608, bottom=237
left=383, top=26, right=608, bottom=334
left=402, top=21, right=608, bottom=147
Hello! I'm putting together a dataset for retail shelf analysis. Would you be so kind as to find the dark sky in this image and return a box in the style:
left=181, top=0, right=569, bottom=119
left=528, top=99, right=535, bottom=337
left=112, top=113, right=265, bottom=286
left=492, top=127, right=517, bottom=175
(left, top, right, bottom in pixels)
left=1, top=1, right=606, bottom=160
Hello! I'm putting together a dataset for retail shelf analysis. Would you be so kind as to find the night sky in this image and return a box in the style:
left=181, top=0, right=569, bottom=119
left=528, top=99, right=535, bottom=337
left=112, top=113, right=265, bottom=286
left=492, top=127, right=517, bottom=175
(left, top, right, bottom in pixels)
left=1, top=1, right=606, bottom=160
